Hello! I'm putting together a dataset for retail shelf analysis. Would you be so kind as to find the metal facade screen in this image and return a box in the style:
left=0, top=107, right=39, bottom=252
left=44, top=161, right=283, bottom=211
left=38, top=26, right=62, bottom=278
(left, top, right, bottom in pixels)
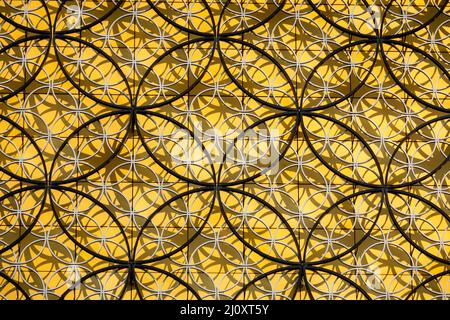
left=0, top=0, right=449, bottom=300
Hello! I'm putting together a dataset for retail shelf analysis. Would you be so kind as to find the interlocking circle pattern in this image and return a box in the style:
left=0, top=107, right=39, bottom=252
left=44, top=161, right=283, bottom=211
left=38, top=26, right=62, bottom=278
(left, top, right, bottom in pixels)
left=0, top=0, right=449, bottom=300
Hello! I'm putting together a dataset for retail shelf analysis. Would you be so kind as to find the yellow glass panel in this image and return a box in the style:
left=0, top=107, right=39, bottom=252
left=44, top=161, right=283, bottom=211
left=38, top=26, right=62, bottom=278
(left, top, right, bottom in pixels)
left=0, top=0, right=448, bottom=300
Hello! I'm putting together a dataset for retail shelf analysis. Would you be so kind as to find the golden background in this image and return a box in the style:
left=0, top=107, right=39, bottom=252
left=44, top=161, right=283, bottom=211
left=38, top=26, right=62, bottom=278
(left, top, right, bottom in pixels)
left=0, top=0, right=449, bottom=300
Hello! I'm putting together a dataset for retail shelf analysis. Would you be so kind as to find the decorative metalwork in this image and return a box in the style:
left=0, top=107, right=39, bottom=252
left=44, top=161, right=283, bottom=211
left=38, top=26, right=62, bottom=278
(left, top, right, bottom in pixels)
left=0, top=0, right=449, bottom=300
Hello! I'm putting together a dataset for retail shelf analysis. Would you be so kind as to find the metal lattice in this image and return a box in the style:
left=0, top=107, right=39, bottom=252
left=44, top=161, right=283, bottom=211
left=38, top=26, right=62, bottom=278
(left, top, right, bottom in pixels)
left=0, top=0, right=449, bottom=300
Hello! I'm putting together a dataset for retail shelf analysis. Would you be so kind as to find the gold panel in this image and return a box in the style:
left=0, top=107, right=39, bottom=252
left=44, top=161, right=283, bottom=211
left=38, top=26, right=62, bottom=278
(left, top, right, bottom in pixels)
left=0, top=0, right=449, bottom=300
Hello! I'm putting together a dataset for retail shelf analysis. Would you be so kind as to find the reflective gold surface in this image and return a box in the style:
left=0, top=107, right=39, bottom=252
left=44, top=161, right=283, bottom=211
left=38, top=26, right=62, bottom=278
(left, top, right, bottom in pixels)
left=0, top=0, right=449, bottom=300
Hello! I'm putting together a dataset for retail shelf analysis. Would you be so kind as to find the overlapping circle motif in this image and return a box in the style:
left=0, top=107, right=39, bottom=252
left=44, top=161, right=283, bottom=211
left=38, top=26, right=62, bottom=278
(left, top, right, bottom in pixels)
left=0, top=0, right=449, bottom=300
